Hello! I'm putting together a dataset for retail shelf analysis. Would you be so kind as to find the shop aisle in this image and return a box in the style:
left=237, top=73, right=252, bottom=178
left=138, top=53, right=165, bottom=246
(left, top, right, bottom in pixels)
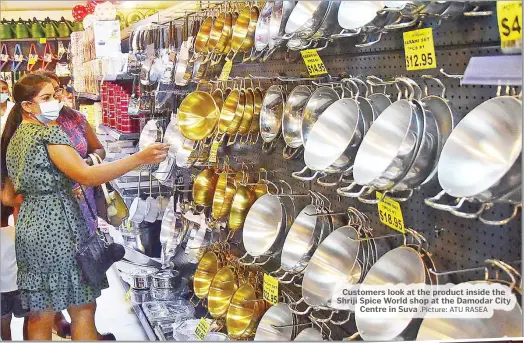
left=11, top=266, right=147, bottom=341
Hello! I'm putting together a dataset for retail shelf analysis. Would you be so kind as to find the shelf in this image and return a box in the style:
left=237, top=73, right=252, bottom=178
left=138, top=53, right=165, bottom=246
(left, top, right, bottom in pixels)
left=98, top=73, right=135, bottom=82
left=98, top=124, right=140, bottom=141
left=1, top=37, right=71, bottom=42
left=76, top=92, right=101, bottom=101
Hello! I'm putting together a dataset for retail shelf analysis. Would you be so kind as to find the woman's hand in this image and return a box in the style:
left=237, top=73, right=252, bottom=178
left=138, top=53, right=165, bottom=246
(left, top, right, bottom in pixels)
left=136, top=143, right=170, bottom=165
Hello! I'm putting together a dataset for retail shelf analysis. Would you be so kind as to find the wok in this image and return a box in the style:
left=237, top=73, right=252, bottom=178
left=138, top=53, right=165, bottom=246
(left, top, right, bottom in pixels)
left=248, top=87, right=264, bottom=139
left=356, top=245, right=434, bottom=341
left=260, top=85, right=286, bottom=143
left=208, top=266, right=238, bottom=318
left=212, top=88, right=224, bottom=112
left=437, top=96, right=522, bottom=201
left=178, top=91, right=220, bottom=140
left=283, top=85, right=312, bottom=149
left=228, top=185, right=256, bottom=232
left=280, top=204, right=326, bottom=274
left=193, top=168, right=219, bottom=207
left=254, top=303, right=294, bottom=341
left=226, top=283, right=264, bottom=339
left=301, top=226, right=362, bottom=308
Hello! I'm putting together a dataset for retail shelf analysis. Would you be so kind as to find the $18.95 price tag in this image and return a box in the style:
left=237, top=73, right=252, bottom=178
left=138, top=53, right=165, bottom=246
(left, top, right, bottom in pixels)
left=300, top=49, right=328, bottom=76
left=497, top=1, right=522, bottom=51
left=403, top=28, right=436, bottom=71
left=194, top=318, right=211, bottom=341
left=376, top=192, right=406, bottom=234
left=263, top=274, right=279, bottom=306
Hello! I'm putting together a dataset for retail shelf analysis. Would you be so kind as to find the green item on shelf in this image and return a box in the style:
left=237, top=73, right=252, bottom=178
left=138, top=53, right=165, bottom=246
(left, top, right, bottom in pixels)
left=56, top=17, right=72, bottom=38
left=0, top=19, right=14, bottom=39
left=14, top=18, right=30, bottom=39
left=126, top=11, right=144, bottom=27
left=43, top=17, right=58, bottom=38
left=71, top=20, right=84, bottom=32
left=29, top=18, right=45, bottom=38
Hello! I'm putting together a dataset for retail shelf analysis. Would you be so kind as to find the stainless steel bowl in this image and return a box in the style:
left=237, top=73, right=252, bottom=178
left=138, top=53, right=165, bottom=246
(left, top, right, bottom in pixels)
left=254, top=304, right=294, bottom=341
left=283, top=85, right=312, bottom=149
left=301, top=86, right=340, bottom=145
left=260, top=85, right=286, bottom=143
left=152, top=270, right=181, bottom=289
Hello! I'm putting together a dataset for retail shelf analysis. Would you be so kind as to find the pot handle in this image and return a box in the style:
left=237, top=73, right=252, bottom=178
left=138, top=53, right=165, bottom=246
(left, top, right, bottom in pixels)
left=357, top=187, right=384, bottom=204
left=313, top=38, right=329, bottom=51
left=387, top=189, right=414, bottom=202
left=292, top=166, right=320, bottom=181
left=478, top=204, right=521, bottom=226
left=449, top=202, right=487, bottom=219
left=282, top=145, right=303, bottom=160
left=336, top=182, right=368, bottom=198
left=252, top=48, right=268, bottom=62
left=384, top=15, right=419, bottom=30
left=310, top=309, right=335, bottom=323
left=330, top=310, right=352, bottom=326
left=421, top=75, right=447, bottom=98
left=424, top=190, right=466, bottom=211
left=330, top=28, right=361, bottom=40
left=355, top=32, right=383, bottom=48
left=287, top=298, right=312, bottom=315
left=316, top=173, right=344, bottom=187
left=262, top=138, right=279, bottom=154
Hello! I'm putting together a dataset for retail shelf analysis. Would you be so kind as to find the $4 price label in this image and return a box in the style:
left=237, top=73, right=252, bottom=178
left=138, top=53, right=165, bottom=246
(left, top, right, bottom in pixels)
left=194, top=318, right=211, bottom=341
left=376, top=192, right=406, bottom=234
left=263, top=274, right=279, bottom=306
left=403, top=28, right=436, bottom=71
left=300, top=49, right=328, bottom=76
left=497, top=1, right=522, bottom=50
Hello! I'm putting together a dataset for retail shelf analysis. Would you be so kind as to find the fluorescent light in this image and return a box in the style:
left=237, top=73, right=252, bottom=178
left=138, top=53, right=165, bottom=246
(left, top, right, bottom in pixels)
left=122, top=1, right=136, bottom=9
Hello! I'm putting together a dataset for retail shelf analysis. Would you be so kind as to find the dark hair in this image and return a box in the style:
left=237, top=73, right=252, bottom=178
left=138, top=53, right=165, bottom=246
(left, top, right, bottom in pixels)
left=1, top=74, right=52, bottom=184
left=32, top=70, right=60, bottom=84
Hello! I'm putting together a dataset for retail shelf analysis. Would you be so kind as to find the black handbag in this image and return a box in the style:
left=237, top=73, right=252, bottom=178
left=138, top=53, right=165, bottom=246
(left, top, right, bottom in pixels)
left=47, top=146, right=125, bottom=287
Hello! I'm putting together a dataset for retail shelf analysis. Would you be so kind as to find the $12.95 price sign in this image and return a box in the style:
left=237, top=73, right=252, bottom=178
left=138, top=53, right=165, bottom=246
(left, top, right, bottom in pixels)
left=376, top=192, right=406, bottom=234
left=263, top=274, right=279, bottom=306
left=497, top=1, right=522, bottom=50
left=403, top=28, right=436, bottom=71
left=300, top=49, right=328, bottom=76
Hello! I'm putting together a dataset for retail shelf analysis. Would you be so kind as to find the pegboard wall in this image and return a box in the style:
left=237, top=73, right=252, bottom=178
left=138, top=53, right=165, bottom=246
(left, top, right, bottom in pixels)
left=215, top=4, right=521, bottom=286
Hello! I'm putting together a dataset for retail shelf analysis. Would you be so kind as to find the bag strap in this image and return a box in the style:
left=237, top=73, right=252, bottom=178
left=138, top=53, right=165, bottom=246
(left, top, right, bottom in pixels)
left=89, top=153, right=112, bottom=204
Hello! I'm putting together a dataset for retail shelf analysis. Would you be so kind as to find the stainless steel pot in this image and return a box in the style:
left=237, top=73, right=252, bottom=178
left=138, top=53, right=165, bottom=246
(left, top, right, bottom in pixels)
left=268, top=0, right=296, bottom=52
left=284, top=1, right=330, bottom=41
left=152, top=270, right=181, bottom=289
left=337, top=1, right=387, bottom=31
left=253, top=2, right=274, bottom=57
left=260, top=85, right=286, bottom=152
left=130, top=272, right=152, bottom=290
left=283, top=85, right=312, bottom=149
left=254, top=303, right=294, bottom=341
left=301, top=226, right=362, bottom=309
left=310, top=1, right=342, bottom=43
left=301, top=86, right=340, bottom=145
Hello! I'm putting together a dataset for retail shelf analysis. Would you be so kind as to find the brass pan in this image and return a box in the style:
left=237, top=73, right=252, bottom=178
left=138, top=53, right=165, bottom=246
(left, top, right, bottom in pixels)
left=193, top=251, right=222, bottom=299
left=193, top=168, right=220, bottom=207
left=226, top=283, right=265, bottom=339
left=228, top=185, right=256, bottom=231
left=212, top=172, right=237, bottom=220
left=239, top=5, right=260, bottom=53
left=195, top=16, right=214, bottom=54
left=227, top=88, right=246, bottom=135
left=208, top=11, right=233, bottom=54
left=238, top=88, right=254, bottom=135
left=249, top=87, right=264, bottom=135
left=178, top=91, right=219, bottom=140
left=208, top=266, right=238, bottom=318
left=219, top=89, right=242, bottom=134
left=227, top=5, right=251, bottom=59
left=212, top=88, right=225, bottom=112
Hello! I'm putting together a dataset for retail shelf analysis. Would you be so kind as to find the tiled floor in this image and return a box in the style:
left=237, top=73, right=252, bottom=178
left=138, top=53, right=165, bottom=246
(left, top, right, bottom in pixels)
left=11, top=266, right=147, bottom=341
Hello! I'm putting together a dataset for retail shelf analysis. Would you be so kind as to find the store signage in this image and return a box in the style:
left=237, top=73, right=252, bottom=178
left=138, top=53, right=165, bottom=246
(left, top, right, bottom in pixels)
left=403, top=28, right=436, bottom=71
left=208, top=141, right=220, bottom=163
left=219, top=60, right=233, bottom=81
left=497, top=1, right=522, bottom=50
left=376, top=192, right=405, bottom=234
left=39, top=38, right=46, bottom=44
left=194, top=318, right=211, bottom=341
left=301, top=49, right=328, bottom=76
left=263, top=273, right=279, bottom=305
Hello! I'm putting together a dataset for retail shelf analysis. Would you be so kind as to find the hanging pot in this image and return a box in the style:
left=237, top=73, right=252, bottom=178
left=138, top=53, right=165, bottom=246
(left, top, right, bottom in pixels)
left=178, top=90, right=220, bottom=141
left=212, top=171, right=237, bottom=220
left=283, top=85, right=312, bottom=150
left=228, top=184, right=256, bottom=232
left=193, top=168, right=220, bottom=207
left=208, top=266, right=238, bottom=318
left=259, top=85, right=286, bottom=152
left=226, top=283, right=265, bottom=339
left=193, top=251, right=222, bottom=299
left=254, top=303, right=294, bottom=341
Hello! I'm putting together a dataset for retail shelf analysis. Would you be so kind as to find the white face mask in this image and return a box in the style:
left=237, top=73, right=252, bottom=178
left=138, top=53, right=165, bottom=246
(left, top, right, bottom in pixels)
left=36, top=100, right=61, bottom=124
left=0, top=93, right=8, bottom=103
left=58, top=101, right=65, bottom=111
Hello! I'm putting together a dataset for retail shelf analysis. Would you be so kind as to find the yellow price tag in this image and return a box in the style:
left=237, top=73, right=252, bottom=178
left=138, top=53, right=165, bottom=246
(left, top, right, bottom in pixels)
left=39, top=38, right=47, bottom=44
left=194, top=318, right=211, bottom=341
left=376, top=192, right=405, bottom=234
left=208, top=141, right=220, bottom=163
left=263, top=273, right=279, bottom=306
left=124, top=289, right=132, bottom=303
left=403, top=28, right=436, bottom=71
left=219, top=60, right=233, bottom=81
left=497, top=1, right=522, bottom=50
left=300, top=49, right=328, bottom=76
left=28, top=56, right=38, bottom=65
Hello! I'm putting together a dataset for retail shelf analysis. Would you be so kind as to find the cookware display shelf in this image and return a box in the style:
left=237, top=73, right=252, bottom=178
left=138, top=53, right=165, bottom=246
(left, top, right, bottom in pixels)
left=225, top=10, right=520, bottom=285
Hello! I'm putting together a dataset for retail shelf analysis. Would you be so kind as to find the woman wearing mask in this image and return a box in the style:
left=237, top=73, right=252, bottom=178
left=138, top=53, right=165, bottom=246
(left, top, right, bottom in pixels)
left=1, top=80, right=15, bottom=132
left=1, top=74, right=169, bottom=340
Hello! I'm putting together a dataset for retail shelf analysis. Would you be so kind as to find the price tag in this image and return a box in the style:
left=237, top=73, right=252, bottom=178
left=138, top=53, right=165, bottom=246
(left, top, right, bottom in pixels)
left=124, top=289, right=132, bottom=303
left=194, top=318, right=211, bottom=341
left=497, top=1, right=522, bottom=51
left=43, top=54, right=53, bottom=63
left=263, top=273, right=279, bottom=306
left=208, top=141, right=220, bottom=163
left=28, top=55, right=38, bottom=65
left=219, top=60, right=233, bottom=81
left=39, top=38, right=47, bottom=44
left=403, top=28, right=436, bottom=71
left=376, top=192, right=405, bottom=234
left=300, top=49, right=328, bottom=76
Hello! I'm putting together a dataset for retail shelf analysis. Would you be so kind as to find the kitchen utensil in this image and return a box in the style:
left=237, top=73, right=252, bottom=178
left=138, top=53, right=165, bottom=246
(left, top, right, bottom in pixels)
left=254, top=303, right=294, bottom=341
